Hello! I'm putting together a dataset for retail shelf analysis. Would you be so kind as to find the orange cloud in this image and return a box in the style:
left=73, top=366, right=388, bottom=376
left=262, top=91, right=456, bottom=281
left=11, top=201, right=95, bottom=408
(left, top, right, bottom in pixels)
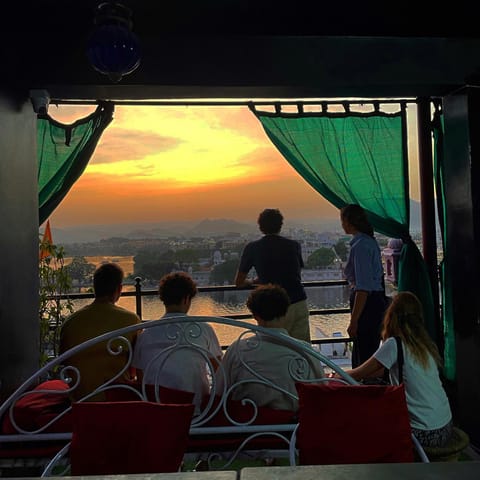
left=94, top=129, right=182, bottom=163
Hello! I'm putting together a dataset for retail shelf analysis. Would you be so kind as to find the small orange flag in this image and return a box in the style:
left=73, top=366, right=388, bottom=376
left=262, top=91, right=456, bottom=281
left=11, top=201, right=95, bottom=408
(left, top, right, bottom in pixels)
left=39, top=219, right=53, bottom=260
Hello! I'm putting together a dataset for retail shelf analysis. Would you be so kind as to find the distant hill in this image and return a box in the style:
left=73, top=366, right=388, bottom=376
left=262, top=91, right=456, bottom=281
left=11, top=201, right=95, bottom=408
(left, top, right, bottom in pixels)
left=52, top=222, right=191, bottom=244
left=186, top=218, right=257, bottom=236
left=50, top=201, right=425, bottom=244
left=51, top=219, right=255, bottom=244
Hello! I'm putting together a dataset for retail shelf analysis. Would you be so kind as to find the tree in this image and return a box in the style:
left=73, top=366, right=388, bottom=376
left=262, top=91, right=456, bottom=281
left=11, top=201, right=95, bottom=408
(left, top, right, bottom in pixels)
left=210, top=259, right=239, bottom=285
left=174, top=248, right=210, bottom=263
left=334, top=240, right=348, bottom=261
left=306, top=248, right=336, bottom=269
left=134, top=249, right=175, bottom=281
left=39, top=239, right=74, bottom=366
left=66, top=256, right=96, bottom=285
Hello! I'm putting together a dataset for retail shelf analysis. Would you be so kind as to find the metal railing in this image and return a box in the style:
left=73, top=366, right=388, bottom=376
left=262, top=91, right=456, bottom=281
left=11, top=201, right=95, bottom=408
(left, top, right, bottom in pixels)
left=50, top=278, right=352, bottom=347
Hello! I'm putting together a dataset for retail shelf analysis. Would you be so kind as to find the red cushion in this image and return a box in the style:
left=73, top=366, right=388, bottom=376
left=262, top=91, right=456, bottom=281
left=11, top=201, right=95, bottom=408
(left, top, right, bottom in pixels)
left=1, top=380, right=71, bottom=434
left=296, top=382, right=414, bottom=465
left=186, top=396, right=295, bottom=453
left=70, top=401, right=194, bottom=475
left=105, top=382, right=195, bottom=405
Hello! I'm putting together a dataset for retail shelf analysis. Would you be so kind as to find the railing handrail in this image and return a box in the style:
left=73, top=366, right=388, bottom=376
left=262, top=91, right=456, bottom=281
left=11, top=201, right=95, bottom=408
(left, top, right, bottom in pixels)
left=45, top=279, right=352, bottom=346
left=44, top=279, right=353, bottom=359
left=47, top=279, right=349, bottom=300
left=46, top=279, right=350, bottom=324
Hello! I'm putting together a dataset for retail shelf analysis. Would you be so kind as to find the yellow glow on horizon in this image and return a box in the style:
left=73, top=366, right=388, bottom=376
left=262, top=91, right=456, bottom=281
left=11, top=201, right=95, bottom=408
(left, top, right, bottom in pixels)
left=87, top=156, right=252, bottom=185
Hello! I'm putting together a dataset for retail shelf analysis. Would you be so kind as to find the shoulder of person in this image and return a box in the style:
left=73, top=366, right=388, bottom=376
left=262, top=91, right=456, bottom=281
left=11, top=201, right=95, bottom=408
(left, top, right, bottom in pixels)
left=221, top=339, right=239, bottom=357
left=202, top=321, right=218, bottom=335
left=112, top=303, right=140, bottom=319
left=353, top=233, right=377, bottom=248
left=241, top=239, right=258, bottom=251
left=60, top=314, right=74, bottom=332
left=61, top=305, right=88, bottom=327
left=379, top=336, right=397, bottom=351
left=276, top=235, right=299, bottom=245
left=110, top=303, right=129, bottom=312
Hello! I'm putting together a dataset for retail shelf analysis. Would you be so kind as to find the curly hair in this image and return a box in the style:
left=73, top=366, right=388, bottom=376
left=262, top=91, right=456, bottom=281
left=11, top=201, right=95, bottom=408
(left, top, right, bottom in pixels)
left=159, top=272, right=197, bottom=306
left=257, top=208, right=283, bottom=234
left=246, top=284, right=290, bottom=321
left=382, top=291, right=441, bottom=368
left=340, top=204, right=374, bottom=237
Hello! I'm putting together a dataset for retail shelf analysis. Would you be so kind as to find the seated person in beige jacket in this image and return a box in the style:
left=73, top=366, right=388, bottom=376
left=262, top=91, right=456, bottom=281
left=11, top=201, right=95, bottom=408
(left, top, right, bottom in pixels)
left=215, top=284, right=324, bottom=412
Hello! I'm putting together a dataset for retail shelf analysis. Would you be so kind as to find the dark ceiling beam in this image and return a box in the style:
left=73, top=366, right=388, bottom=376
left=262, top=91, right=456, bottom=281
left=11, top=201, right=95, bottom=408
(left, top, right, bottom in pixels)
left=27, top=36, right=480, bottom=101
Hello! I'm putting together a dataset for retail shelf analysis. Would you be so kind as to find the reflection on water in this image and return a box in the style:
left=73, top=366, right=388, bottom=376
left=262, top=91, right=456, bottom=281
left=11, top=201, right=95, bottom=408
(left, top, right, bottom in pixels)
left=72, top=285, right=351, bottom=346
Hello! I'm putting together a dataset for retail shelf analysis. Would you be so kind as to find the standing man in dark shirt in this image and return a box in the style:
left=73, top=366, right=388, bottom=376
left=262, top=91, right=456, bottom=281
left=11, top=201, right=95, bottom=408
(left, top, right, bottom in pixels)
left=234, top=208, right=310, bottom=342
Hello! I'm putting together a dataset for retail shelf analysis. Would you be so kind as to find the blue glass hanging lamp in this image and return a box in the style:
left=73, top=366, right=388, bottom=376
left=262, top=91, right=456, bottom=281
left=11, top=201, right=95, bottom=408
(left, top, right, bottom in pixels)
left=86, top=2, right=141, bottom=82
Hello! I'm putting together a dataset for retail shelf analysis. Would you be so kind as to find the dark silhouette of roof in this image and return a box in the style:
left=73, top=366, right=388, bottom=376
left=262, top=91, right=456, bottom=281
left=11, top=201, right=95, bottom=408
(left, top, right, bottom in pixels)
left=2, top=1, right=480, bottom=100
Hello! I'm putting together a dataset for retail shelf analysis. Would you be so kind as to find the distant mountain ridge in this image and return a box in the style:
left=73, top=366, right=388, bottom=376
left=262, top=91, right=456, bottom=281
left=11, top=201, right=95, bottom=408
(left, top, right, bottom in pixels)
left=187, top=218, right=257, bottom=235
left=51, top=219, right=257, bottom=244
left=51, top=200, right=423, bottom=244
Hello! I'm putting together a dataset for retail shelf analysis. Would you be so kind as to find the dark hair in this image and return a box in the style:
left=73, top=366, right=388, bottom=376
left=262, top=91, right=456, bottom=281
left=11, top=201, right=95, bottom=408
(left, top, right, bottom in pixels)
left=159, top=271, right=197, bottom=306
left=340, top=204, right=374, bottom=237
left=93, top=262, right=124, bottom=298
left=246, top=284, right=290, bottom=322
left=258, top=208, right=283, bottom=234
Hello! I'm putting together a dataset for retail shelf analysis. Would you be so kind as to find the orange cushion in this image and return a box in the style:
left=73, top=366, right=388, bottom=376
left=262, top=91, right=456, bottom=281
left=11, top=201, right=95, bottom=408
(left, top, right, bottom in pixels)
left=296, top=382, right=414, bottom=465
left=70, top=401, right=194, bottom=475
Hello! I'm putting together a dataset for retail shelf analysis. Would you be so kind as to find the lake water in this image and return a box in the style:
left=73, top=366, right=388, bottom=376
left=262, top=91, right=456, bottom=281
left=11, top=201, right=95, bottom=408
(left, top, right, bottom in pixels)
left=71, top=285, right=351, bottom=346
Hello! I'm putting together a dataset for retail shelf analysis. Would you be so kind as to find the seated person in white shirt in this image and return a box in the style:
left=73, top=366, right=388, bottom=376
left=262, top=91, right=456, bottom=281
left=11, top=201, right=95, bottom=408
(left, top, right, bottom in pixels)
left=132, top=272, right=222, bottom=413
left=215, top=284, right=324, bottom=412
left=340, top=291, right=453, bottom=448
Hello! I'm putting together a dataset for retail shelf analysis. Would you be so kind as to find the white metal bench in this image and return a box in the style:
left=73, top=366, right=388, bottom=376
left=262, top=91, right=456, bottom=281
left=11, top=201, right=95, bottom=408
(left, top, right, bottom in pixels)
left=0, top=316, right=426, bottom=475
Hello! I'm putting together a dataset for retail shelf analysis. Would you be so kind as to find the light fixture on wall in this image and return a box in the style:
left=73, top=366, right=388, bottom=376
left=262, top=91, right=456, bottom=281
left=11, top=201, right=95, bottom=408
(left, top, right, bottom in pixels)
left=30, top=89, right=50, bottom=115
left=86, top=2, right=141, bottom=82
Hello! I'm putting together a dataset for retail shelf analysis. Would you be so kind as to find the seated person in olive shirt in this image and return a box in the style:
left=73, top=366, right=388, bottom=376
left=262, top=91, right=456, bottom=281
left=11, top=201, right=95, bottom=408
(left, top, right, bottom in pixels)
left=60, top=263, right=140, bottom=400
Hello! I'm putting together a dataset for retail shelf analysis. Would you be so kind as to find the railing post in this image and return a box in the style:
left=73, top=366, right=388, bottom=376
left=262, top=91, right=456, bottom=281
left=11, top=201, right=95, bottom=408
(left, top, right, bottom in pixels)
left=134, top=277, right=143, bottom=320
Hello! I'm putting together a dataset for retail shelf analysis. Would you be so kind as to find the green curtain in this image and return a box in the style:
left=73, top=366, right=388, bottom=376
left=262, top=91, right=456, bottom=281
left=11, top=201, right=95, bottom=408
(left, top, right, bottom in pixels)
left=251, top=103, right=436, bottom=341
left=432, top=105, right=456, bottom=380
left=38, top=102, right=114, bottom=225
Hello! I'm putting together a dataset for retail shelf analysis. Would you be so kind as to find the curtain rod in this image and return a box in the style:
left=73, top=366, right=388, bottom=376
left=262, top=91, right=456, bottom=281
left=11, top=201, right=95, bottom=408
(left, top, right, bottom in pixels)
left=50, top=98, right=417, bottom=107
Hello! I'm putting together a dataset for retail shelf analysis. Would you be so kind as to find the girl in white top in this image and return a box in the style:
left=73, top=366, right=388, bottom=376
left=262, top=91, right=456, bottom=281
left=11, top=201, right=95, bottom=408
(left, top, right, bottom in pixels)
left=343, top=291, right=452, bottom=448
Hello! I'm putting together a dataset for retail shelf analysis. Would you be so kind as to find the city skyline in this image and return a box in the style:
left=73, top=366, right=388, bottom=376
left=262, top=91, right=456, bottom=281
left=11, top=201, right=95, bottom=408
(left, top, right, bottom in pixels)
left=47, top=103, right=420, bottom=229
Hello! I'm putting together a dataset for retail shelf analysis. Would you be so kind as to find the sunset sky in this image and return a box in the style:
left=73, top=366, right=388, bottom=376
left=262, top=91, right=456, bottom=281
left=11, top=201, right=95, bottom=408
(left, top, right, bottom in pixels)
left=47, top=103, right=419, bottom=228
